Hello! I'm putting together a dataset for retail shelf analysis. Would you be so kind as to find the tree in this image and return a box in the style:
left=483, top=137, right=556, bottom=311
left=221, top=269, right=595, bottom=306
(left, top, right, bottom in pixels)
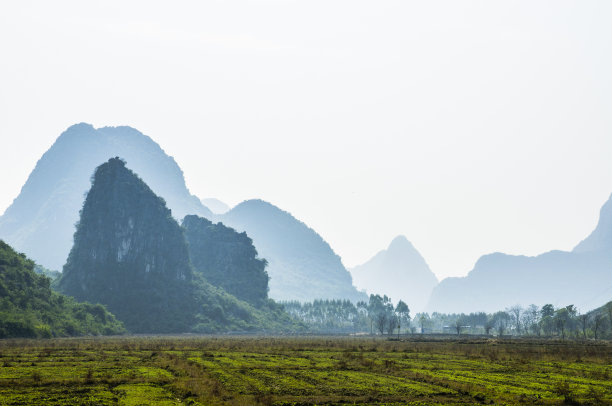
left=484, top=316, right=495, bottom=336
left=540, top=304, right=555, bottom=337
left=493, top=311, right=510, bottom=337
left=395, top=300, right=410, bottom=339
left=418, top=313, right=430, bottom=334
left=578, top=313, right=589, bottom=339
left=554, top=307, right=575, bottom=339
left=368, top=294, right=394, bottom=335
left=454, top=317, right=464, bottom=335
left=593, top=313, right=606, bottom=339
left=387, top=314, right=398, bottom=336
left=507, top=305, right=523, bottom=335
left=376, top=312, right=388, bottom=335
left=523, top=304, right=540, bottom=336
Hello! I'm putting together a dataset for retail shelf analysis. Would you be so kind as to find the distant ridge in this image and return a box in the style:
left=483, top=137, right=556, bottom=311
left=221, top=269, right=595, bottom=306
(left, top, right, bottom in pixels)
left=427, top=193, right=612, bottom=313
left=350, top=235, right=438, bottom=312
left=0, top=123, right=212, bottom=270
left=220, top=199, right=366, bottom=302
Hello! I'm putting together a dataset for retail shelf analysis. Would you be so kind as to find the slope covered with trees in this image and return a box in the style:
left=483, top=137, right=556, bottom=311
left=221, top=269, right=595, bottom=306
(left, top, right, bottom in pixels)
left=0, top=240, right=124, bottom=338
left=183, top=215, right=269, bottom=305
left=58, top=158, right=296, bottom=334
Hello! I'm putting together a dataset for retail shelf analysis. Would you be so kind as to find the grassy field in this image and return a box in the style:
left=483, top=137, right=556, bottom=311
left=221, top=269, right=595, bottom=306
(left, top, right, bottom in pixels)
left=0, top=336, right=610, bottom=405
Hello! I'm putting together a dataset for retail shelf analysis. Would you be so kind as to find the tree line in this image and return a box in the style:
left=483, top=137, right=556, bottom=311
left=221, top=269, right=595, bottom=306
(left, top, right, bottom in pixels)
left=283, top=295, right=612, bottom=339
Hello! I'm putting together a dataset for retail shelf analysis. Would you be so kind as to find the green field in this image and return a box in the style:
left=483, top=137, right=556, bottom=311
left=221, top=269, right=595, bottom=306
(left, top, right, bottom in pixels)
left=0, top=336, right=610, bottom=405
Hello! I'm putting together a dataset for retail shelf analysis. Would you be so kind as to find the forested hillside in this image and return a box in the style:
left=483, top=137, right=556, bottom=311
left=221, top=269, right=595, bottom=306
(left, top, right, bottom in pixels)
left=0, top=240, right=124, bottom=338
left=183, top=215, right=269, bottom=305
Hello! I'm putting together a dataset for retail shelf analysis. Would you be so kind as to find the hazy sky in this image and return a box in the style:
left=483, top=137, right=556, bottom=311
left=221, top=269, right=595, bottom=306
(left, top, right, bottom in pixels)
left=1, top=1, right=612, bottom=280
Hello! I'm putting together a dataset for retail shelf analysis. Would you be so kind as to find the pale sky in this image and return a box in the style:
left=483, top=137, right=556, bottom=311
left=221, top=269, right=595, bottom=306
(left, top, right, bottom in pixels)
left=1, top=1, right=612, bottom=280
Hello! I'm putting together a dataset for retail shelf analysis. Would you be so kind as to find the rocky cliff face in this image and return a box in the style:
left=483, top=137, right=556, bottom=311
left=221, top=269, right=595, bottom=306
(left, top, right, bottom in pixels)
left=58, top=158, right=196, bottom=333
left=183, top=215, right=269, bottom=305
left=0, top=123, right=211, bottom=271
left=350, top=236, right=438, bottom=312
left=219, top=199, right=366, bottom=302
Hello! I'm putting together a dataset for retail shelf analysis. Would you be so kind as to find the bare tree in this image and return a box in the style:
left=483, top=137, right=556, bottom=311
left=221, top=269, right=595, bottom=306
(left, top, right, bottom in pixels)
left=522, top=304, right=540, bottom=336
left=454, top=317, right=464, bottom=335
left=484, top=316, right=495, bottom=336
left=376, top=312, right=387, bottom=335
left=387, top=315, right=398, bottom=336
left=508, top=305, right=523, bottom=335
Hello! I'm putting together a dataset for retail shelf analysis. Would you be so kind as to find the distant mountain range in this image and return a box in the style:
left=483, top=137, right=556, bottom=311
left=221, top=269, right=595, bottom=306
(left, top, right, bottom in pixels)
left=0, top=123, right=211, bottom=270
left=349, top=235, right=438, bottom=312
left=219, top=200, right=366, bottom=302
left=0, top=124, right=364, bottom=303
left=427, top=193, right=612, bottom=313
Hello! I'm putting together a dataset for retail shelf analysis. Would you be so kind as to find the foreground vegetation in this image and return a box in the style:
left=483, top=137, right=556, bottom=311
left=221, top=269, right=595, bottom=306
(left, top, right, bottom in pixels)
left=0, top=336, right=609, bottom=405
left=0, top=241, right=125, bottom=339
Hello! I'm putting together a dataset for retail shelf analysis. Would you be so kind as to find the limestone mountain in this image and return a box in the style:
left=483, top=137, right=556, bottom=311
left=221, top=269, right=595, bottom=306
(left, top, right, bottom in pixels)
left=573, top=192, right=612, bottom=254
left=0, top=123, right=211, bottom=271
left=219, top=200, right=366, bottom=302
left=58, top=157, right=197, bottom=333
left=349, top=235, right=438, bottom=312
left=427, top=193, right=612, bottom=313
left=0, top=240, right=125, bottom=338
left=182, top=215, right=269, bottom=305
left=58, top=158, right=297, bottom=333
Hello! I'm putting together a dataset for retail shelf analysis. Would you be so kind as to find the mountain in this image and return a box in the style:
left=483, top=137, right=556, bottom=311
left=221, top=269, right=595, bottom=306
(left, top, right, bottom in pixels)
left=201, top=198, right=230, bottom=214
left=219, top=200, right=366, bottom=302
left=182, top=215, right=269, bottom=305
left=573, top=193, right=612, bottom=253
left=0, top=123, right=211, bottom=271
left=427, top=194, right=612, bottom=313
left=349, top=235, right=438, bottom=312
left=57, top=158, right=296, bottom=333
left=0, top=240, right=125, bottom=338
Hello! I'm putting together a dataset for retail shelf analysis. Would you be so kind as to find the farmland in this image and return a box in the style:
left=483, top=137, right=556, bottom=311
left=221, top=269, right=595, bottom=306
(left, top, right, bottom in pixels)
left=0, top=336, right=610, bottom=405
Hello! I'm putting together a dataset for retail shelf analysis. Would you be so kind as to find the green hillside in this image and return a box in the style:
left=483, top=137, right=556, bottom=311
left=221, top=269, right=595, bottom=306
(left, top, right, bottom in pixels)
left=0, top=240, right=125, bottom=338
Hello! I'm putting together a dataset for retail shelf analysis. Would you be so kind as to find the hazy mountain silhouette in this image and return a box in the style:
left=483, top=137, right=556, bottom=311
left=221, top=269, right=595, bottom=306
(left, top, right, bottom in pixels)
left=201, top=198, right=230, bottom=214
left=427, top=193, right=612, bottom=313
left=0, top=123, right=211, bottom=270
left=349, top=235, right=438, bottom=312
left=220, top=199, right=366, bottom=302
left=573, top=193, right=612, bottom=254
